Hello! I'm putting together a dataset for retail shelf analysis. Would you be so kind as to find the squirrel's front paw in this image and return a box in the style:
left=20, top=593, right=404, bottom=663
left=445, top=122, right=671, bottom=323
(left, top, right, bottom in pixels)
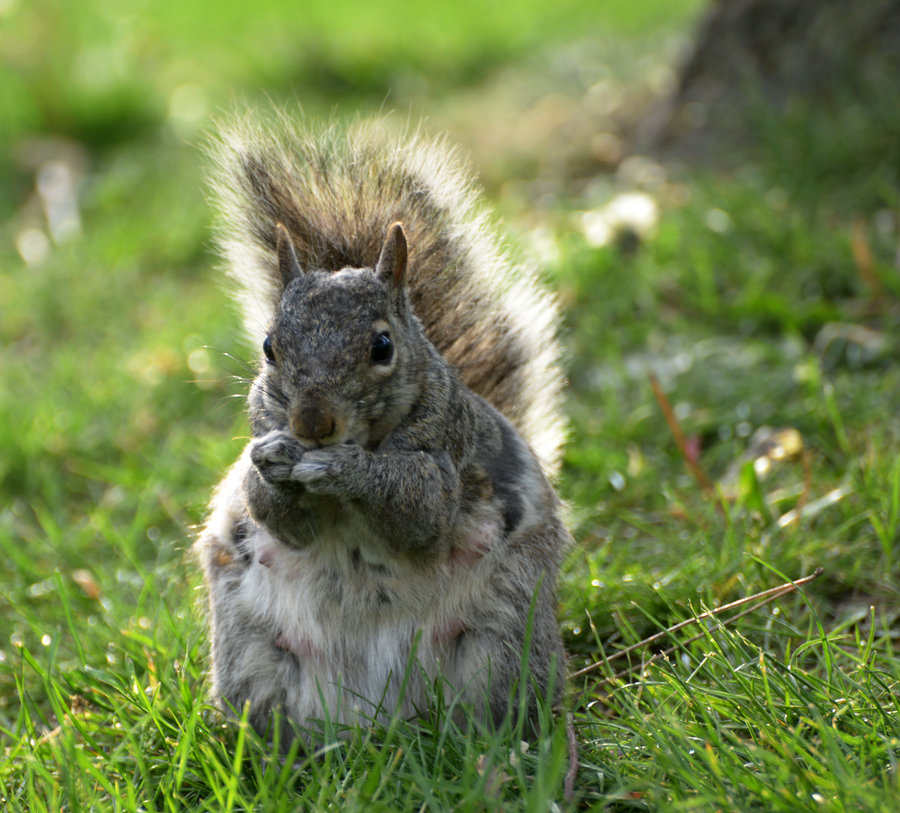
left=293, top=444, right=364, bottom=494
left=251, top=430, right=307, bottom=483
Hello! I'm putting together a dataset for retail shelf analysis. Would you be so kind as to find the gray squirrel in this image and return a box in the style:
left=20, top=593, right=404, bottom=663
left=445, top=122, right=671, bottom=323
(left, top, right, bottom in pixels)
left=195, top=111, right=571, bottom=741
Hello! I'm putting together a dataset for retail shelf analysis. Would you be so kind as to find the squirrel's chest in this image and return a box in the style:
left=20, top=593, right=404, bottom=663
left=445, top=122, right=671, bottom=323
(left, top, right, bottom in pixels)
left=229, top=519, right=494, bottom=671
left=235, top=521, right=453, bottom=626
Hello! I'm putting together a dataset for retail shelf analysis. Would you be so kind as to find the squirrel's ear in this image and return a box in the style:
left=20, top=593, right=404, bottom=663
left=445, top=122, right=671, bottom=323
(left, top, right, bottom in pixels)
left=275, top=223, right=302, bottom=286
left=375, top=222, right=407, bottom=289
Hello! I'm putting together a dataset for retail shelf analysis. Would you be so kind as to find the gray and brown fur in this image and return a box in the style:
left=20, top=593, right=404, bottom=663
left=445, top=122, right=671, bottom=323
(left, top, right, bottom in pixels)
left=207, top=111, right=565, bottom=473
left=196, top=111, right=570, bottom=741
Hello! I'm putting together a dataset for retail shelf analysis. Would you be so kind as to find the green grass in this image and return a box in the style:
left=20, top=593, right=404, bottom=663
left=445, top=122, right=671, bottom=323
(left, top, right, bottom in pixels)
left=3, top=0, right=900, bottom=809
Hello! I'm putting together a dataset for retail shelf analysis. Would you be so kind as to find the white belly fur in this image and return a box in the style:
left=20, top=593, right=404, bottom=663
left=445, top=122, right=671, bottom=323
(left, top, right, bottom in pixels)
left=230, top=519, right=498, bottom=728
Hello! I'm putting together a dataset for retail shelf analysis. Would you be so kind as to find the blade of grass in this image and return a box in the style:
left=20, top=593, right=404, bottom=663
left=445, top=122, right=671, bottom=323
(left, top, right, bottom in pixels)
left=573, top=568, right=823, bottom=678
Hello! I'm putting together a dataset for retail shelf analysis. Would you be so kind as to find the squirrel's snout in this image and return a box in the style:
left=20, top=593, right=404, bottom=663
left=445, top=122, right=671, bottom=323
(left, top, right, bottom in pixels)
left=289, top=401, right=341, bottom=445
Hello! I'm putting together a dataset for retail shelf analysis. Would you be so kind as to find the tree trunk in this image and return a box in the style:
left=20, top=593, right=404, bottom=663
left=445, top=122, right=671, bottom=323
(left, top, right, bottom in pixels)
left=646, top=0, right=900, bottom=157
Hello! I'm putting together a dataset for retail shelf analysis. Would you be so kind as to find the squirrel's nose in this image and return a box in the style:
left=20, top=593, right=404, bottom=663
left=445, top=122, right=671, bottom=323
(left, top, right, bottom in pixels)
left=289, top=403, right=337, bottom=444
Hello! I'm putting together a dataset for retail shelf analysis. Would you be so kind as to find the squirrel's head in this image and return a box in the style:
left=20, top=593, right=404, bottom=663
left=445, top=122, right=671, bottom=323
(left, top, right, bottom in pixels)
left=250, top=222, right=427, bottom=449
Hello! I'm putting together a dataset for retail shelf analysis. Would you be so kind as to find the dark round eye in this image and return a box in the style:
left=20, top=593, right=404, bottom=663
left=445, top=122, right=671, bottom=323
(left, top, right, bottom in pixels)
left=370, top=331, right=393, bottom=365
left=262, top=335, right=275, bottom=364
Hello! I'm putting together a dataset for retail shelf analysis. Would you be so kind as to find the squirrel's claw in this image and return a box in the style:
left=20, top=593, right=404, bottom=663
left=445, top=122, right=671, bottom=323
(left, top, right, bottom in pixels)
left=293, top=445, right=363, bottom=492
left=251, top=430, right=307, bottom=483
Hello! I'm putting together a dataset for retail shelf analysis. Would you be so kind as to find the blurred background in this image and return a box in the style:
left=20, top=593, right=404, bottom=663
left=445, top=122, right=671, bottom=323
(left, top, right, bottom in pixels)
left=0, top=0, right=710, bottom=590
left=0, top=0, right=704, bottom=231
left=2, top=0, right=900, bottom=803
left=3, top=0, right=900, bottom=667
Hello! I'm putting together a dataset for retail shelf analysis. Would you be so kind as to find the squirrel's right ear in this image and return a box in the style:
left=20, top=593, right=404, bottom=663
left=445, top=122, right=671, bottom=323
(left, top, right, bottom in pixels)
left=375, top=222, right=407, bottom=289
left=275, top=223, right=302, bottom=286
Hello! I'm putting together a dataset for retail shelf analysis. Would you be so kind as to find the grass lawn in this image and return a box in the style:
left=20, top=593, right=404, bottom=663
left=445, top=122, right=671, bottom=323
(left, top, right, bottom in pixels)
left=2, top=0, right=900, bottom=809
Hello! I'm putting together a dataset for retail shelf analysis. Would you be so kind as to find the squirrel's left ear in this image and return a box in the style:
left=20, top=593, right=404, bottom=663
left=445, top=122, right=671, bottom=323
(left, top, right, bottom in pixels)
left=275, top=223, right=302, bottom=287
left=375, top=222, right=407, bottom=289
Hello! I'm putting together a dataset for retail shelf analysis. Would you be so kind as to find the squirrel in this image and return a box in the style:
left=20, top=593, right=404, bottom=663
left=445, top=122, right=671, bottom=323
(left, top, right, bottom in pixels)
left=195, top=110, right=571, bottom=742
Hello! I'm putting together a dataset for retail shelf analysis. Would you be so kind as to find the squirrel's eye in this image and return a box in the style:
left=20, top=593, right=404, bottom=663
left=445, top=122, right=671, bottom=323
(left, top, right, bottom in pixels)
left=262, top=335, right=275, bottom=364
left=371, top=331, right=393, bottom=365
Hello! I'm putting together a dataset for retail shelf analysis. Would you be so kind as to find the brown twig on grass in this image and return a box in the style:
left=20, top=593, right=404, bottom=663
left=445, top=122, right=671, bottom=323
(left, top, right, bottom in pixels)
left=647, top=372, right=718, bottom=502
left=851, top=217, right=886, bottom=301
left=789, top=448, right=814, bottom=527
left=572, top=567, right=824, bottom=682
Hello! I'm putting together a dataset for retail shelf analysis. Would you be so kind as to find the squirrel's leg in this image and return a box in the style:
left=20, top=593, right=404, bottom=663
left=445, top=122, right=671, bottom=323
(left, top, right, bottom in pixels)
left=244, top=431, right=322, bottom=547
left=449, top=624, right=563, bottom=731
left=244, top=465, right=326, bottom=548
left=292, top=444, right=462, bottom=557
left=250, top=429, right=306, bottom=482
left=445, top=537, right=565, bottom=730
left=247, top=429, right=459, bottom=554
left=197, top=522, right=303, bottom=744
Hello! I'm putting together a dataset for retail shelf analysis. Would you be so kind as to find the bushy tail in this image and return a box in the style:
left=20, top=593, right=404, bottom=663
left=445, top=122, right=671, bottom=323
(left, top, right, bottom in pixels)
left=207, top=108, right=566, bottom=474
